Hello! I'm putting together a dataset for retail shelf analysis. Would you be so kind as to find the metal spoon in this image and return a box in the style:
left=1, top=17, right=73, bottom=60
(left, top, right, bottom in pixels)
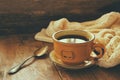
left=8, top=46, right=48, bottom=74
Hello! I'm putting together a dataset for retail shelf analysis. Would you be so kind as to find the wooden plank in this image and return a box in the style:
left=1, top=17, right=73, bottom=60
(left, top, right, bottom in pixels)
left=0, top=0, right=120, bottom=35
left=0, top=0, right=119, bottom=14
left=54, top=60, right=120, bottom=80
left=0, top=34, right=60, bottom=80
left=0, top=34, right=120, bottom=80
left=56, top=66, right=99, bottom=80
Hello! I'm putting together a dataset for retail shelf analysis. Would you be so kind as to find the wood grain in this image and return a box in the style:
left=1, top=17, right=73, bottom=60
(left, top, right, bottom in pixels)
left=55, top=64, right=120, bottom=80
left=0, top=0, right=119, bottom=14
left=0, top=0, right=120, bottom=34
left=0, top=34, right=120, bottom=80
left=0, top=34, right=60, bottom=80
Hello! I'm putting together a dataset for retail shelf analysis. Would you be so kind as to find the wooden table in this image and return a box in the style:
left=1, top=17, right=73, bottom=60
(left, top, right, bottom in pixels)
left=0, top=33, right=120, bottom=80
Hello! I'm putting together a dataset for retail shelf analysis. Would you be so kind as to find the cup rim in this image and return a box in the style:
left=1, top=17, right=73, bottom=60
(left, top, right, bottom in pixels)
left=52, top=30, right=95, bottom=44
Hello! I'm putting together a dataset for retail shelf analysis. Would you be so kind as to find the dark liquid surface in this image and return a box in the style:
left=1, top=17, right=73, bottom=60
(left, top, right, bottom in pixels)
left=57, top=35, right=89, bottom=43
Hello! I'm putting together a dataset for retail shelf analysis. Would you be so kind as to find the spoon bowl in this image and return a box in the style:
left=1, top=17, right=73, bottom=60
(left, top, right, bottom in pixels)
left=34, top=46, right=48, bottom=58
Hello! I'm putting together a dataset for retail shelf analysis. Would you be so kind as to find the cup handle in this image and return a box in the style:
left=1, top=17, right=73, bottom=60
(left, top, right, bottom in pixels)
left=90, top=43, right=105, bottom=60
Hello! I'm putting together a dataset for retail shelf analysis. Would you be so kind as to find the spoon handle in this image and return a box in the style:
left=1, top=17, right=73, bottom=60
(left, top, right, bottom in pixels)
left=8, top=56, right=34, bottom=74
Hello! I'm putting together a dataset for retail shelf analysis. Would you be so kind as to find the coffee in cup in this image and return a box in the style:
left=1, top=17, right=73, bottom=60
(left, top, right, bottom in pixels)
left=57, top=35, right=89, bottom=43
left=52, top=30, right=105, bottom=65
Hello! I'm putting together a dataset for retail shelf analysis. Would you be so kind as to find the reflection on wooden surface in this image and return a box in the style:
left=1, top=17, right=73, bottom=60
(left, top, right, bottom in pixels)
left=0, top=34, right=120, bottom=80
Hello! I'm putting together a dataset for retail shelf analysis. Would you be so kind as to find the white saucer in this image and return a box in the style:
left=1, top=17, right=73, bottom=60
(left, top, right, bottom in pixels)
left=49, top=50, right=96, bottom=69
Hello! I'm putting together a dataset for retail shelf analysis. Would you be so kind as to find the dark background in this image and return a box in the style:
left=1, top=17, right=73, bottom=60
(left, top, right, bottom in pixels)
left=0, top=0, right=120, bottom=35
